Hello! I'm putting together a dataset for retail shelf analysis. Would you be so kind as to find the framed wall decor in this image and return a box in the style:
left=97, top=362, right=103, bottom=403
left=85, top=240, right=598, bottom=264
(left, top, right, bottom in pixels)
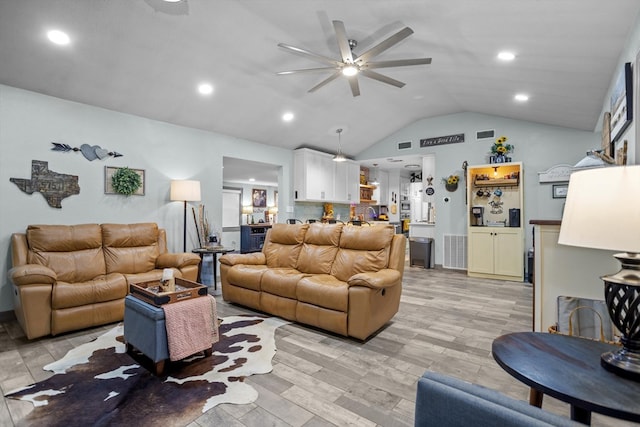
left=610, top=62, right=633, bottom=147
left=104, top=166, right=145, bottom=196
left=252, top=188, right=267, bottom=208
left=552, top=184, right=568, bottom=199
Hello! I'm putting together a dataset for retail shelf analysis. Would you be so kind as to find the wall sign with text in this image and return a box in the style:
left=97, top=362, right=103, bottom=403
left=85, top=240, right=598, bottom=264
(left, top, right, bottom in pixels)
left=420, top=133, right=465, bottom=147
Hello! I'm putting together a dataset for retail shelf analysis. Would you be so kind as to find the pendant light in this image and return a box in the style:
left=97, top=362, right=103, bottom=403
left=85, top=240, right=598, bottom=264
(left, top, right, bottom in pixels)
left=370, top=163, right=380, bottom=185
left=333, top=128, right=347, bottom=162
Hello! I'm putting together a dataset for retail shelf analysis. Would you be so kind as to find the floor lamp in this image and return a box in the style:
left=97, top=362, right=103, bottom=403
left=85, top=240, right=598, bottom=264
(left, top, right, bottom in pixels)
left=558, top=165, right=640, bottom=381
left=170, top=180, right=201, bottom=252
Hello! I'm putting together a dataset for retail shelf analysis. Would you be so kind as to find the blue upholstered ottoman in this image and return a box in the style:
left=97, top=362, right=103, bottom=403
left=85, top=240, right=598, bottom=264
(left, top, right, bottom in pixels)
left=124, top=295, right=170, bottom=375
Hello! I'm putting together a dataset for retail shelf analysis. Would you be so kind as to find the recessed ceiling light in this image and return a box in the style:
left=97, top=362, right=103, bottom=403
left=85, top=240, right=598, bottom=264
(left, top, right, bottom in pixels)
left=197, top=83, right=213, bottom=95
left=282, top=112, right=294, bottom=122
left=47, top=30, right=70, bottom=45
left=514, top=93, right=529, bottom=102
left=497, top=51, right=515, bottom=61
left=163, top=0, right=182, bottom=2
left=249, top=178, right=255, bottom=182
left=405, top=164, right=420, bottom=169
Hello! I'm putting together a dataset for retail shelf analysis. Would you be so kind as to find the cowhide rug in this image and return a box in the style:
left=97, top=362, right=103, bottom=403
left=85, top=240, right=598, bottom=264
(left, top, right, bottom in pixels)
left=6, top=315, right=287, bottom=426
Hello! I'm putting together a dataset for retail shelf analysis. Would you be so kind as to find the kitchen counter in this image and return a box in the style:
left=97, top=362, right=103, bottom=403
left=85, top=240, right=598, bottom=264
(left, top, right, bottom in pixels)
left=409, top=222, right=435, bottom=238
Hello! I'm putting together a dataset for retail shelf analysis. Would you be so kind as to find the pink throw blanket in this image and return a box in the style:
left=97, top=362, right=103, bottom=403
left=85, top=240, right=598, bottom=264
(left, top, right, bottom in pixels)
left=162, top=295, right=219, bottom=361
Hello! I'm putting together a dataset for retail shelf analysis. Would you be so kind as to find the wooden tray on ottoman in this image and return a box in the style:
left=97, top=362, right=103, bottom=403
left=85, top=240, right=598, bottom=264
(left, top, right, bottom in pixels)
left=129, top=278, right=207, bottom=306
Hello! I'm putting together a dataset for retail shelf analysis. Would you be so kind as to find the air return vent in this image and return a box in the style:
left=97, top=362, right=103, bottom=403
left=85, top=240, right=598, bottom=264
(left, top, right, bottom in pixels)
left=476, top=130, right=495, bottom=140
left=443, top=234, right=467, bottom=270
left=397, top=141, right=412, bottom=150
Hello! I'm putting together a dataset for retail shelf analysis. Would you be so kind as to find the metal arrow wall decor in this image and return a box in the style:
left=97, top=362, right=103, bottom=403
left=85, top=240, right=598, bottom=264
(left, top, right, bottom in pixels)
left=51, top=142, right=123, bottom=161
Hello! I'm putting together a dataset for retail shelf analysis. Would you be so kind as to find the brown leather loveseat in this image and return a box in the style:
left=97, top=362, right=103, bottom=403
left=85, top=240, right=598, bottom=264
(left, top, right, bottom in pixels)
left=219, top=223, right=405, bottom=340
left=9, top=223, right=201, bottom=339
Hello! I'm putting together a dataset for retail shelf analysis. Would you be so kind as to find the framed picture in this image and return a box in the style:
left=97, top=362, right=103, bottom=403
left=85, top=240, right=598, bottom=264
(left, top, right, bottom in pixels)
left=104, top=166, right=145, bottom=195
left=252, top=188, right=267, bottom=208
left=610, top=62, right=633, bottom=148
left=552, top=184, right=568, bottom=199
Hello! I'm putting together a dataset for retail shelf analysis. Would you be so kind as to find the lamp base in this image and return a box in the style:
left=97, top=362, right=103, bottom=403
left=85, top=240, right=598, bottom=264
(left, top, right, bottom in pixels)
left=601, top=347, right=640, bottom=382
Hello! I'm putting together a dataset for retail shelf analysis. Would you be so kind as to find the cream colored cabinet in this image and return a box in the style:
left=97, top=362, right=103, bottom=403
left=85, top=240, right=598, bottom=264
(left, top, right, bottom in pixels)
left=468, top=227, right=524, bottom=280
left=467, top=162, right=524, bottom=281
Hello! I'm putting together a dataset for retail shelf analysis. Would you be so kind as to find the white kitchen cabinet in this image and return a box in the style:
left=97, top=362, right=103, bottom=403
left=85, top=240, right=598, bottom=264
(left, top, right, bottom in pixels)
left=468, top=227, right=524, bottom=280
left=334, top=160, right=360, bottom=203
left=294, top=148, right=359, bottom=203
left=372, top=170, right=389, bottom=205
left=294, top=148, right=334, bottom=201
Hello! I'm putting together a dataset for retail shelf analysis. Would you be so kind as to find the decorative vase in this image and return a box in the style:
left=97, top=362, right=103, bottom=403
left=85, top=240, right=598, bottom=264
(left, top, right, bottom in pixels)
left=495, top=154, right=506, bottom=163
left=445, top=183, right=458, bottom=192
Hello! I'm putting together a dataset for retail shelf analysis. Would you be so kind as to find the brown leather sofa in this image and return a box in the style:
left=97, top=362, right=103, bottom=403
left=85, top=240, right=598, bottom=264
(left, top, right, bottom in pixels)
left=219, top=223, right=405, bottom=340
left=9, top=223, right=201, bottom=339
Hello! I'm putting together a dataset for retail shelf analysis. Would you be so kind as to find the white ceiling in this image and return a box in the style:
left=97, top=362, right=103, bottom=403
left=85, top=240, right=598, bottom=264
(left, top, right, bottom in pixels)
left=1, top=1, right=639, bottom=184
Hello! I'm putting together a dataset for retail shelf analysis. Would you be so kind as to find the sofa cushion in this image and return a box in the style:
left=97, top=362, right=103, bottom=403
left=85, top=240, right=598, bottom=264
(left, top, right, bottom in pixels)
left=227, top=264, right=269, bottom=291
left=297, top=274, right=348, bottom=312
left=102, top=223, right=160, bottom=274
left=331, top=225, right=394, bottom=282
left=27, top=224, right=106, bottom=282
left=263, top=224, right=308, bottom=269
left=297, top=223, right=342, bottom=274
left=261, top=268, right=305, bottom=298
left=52, top=273, right=127, bottom=309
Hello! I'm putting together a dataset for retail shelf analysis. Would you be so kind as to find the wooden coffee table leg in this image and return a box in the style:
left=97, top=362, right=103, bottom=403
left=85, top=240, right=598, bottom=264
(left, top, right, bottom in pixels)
left=204, top=348, right=212, bottom=357
left=529, top=387, right=543, bottom=407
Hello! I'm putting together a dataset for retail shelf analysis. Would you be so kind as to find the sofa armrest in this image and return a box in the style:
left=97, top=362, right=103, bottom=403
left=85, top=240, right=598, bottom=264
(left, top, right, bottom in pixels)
left=219, top=252, right=266, bottom=266
left=9, top=264, right=57, bottom=286
left=156, top=253, right=201, bottom=269
left=415, top=371, right=580, bottom=427
left=348, top=269, right=401, bottom=289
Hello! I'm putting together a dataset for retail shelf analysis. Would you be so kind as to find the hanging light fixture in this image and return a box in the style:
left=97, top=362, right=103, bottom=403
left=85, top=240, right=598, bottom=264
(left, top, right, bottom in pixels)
left=333, top=128, right=347, bottom=162
left=370, top=163, right=380, bottom=185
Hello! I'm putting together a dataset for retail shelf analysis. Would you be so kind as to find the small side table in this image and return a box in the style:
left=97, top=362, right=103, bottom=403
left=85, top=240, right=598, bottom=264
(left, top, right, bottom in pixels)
left=492, top=332, right=640, bottom=425
left=192, top=247, right=234, bottom=292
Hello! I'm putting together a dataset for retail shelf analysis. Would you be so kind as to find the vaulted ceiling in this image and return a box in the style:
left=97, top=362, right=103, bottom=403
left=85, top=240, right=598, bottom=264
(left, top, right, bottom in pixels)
left=1, top=0, right=639, bottom=161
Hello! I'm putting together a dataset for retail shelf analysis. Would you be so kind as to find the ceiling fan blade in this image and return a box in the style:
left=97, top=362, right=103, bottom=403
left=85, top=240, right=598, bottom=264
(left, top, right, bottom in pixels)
left=277, top=67, right=338, bottom=75
left=361, top=69, right=405, bottom=88
left=333, top=20, right=354, bottom=63
left=278, top=43, right=341, bottom=67
left=308, top=71, right=342, bottom=93
left=348, top=76, right=360, bottom=97
left=356, top=27, right=414, bottom=64
left=363, top=58, right=432, bottom=69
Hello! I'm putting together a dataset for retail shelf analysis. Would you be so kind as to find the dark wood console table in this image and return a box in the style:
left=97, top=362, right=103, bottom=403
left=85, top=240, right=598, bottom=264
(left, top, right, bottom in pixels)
left=492, top=332, right=640, bottom=425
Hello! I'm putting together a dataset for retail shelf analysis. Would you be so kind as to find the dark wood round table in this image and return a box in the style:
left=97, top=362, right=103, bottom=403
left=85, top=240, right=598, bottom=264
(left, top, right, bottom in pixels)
left=492, top=332, right=640, bottom=425
left=192, top=247, right=234, bottom=291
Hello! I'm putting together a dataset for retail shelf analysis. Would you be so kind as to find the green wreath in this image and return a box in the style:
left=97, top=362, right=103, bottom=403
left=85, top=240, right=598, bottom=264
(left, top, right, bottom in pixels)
left=111, top=167, right=141, bottom=196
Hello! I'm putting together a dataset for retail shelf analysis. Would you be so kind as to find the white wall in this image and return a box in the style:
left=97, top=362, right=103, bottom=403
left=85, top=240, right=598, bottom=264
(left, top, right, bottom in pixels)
left=0, top=85, right=293, bottom=314
left=356, top=112, right=600, bottom=265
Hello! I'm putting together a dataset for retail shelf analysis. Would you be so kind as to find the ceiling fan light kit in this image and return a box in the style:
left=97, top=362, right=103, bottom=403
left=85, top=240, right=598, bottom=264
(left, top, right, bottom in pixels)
left=277, top=20, right=432, bottom=97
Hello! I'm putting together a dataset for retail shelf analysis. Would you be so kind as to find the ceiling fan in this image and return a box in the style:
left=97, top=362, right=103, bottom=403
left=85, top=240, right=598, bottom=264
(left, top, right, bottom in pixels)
left=277, top=20, right=432, bottom=97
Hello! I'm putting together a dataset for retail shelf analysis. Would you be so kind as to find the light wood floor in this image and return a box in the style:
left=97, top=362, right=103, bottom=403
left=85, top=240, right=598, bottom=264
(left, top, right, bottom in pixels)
left=0, top=266, right=634, bottom=426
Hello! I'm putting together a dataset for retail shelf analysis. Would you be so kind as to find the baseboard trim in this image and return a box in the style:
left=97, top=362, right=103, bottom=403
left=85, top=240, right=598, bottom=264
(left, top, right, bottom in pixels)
left=0, top=310, right=16, bottom=322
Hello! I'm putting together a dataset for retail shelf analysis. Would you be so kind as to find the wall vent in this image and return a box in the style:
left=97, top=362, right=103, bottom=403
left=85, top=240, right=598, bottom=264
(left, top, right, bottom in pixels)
left=397, top=141, right=412, bottom=150
left=443, top=234, right=467, bottom=270
left=476, top=129, right=495, bottom=140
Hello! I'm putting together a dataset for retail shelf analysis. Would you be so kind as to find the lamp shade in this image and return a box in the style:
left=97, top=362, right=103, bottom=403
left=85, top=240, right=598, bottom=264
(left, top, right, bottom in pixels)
left=558, top=165, right=640, bottom=253
left=170, top=180, right=201, bottom=202
left=242, top=205, right=254, bottom=214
